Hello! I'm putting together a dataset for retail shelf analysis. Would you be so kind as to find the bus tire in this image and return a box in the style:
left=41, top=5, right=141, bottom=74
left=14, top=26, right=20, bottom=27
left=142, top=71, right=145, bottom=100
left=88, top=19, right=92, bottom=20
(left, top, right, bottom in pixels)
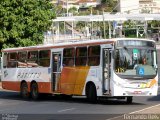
left=126, top=96, right=133, bottom=104
left=86, top=84, right=97, bottom=103
left=20, top=82, right=30, bottom=99
left=31, top=82, right=39, bottom=100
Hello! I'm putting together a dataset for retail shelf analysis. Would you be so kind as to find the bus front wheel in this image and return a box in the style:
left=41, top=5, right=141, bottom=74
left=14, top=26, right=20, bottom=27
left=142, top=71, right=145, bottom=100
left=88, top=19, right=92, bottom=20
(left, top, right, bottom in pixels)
left=86, top=84, right=97, bottom=103
left=31, top=82, right=39, bottom=100
left=20, top=82, right=30, bottom=99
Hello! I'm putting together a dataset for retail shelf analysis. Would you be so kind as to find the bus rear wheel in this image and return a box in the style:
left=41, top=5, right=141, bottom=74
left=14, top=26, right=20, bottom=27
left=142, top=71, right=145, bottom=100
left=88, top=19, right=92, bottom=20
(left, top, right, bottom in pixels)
left=86, top=84, right=97, bottom=103
left=20, top=82, right=30, bottom=99
left=31, top=82, right=39, bottom=100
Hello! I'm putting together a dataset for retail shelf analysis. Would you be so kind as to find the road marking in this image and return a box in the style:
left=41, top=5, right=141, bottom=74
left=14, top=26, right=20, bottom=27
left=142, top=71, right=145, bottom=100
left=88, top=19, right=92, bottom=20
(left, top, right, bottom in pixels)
left=106, top=104, right=160, bottom=120
left=58, top=108, right=76, bottom=113
left=130, top=103, right=160, bottom=114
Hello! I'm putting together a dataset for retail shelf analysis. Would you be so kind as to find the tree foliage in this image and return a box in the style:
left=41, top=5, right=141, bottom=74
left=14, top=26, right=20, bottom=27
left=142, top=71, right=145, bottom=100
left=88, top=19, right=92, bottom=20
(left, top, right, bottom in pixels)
left=0, top=0, right=55, bottom=50
left=101, top=0, right=114, bottom=6
left=69, top=7, right=78, bottom=16
left=100, top=0, right=117, bottom=12
left=150, top=20, right=160, bottom=27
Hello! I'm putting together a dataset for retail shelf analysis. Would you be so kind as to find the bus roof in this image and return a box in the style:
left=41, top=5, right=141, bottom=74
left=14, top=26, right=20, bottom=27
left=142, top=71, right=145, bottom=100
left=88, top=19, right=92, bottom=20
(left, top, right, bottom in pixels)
left=2, top=38, right=155, bottom=52
left=53, top=14, right=160, bottom=22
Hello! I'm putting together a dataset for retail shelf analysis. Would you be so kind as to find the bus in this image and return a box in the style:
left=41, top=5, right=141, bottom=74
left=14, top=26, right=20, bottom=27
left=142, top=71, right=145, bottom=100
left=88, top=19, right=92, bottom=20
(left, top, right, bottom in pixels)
left=1, top=38, right=158, bottom=103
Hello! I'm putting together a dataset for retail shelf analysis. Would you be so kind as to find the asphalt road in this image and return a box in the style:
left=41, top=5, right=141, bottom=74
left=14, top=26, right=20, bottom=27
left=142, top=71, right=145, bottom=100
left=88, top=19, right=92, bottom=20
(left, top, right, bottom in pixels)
left=0, top=87, right=160, bottom=120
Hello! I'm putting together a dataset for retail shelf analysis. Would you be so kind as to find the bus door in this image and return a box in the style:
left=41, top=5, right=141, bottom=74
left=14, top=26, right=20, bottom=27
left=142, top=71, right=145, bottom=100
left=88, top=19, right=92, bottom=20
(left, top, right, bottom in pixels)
left=103, top=49, right=111, bottom=94
left=52, top=52, right=61, bottom=91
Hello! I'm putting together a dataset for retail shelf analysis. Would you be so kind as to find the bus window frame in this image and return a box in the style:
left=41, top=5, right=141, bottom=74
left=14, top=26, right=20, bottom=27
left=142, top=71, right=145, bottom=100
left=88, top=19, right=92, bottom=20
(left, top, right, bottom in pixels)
left=39, top=50, right=51, bottom=67
left=88, top=45, right=100, bottom=66
left=63, top=48, right=75, bottom=67
left=17, top=51, right=27, bottom=68
left=75, top=47, right=87, bottom=66
left=7, top=52, right=18, bottom=68
left=27, top=51, right=39, bottom=68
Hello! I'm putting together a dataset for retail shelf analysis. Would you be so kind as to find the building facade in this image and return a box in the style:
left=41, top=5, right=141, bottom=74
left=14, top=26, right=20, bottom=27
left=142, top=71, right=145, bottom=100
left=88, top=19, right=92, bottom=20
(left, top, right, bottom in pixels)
left=51, top=0, right=101, bottom=9
left=117, top=0, right=139, bottom=13
left=139, top=0, right=160, bottom=13
left=117, top=0, right=160, bottom=13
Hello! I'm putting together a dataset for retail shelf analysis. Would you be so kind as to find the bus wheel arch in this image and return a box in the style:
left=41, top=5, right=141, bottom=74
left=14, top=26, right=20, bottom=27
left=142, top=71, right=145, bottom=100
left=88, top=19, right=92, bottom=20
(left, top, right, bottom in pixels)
left=85, top=81, right=97, bottom=103
left=20, top=80, right=30, bottom=99
left=30, top=81, right=39, bottom=100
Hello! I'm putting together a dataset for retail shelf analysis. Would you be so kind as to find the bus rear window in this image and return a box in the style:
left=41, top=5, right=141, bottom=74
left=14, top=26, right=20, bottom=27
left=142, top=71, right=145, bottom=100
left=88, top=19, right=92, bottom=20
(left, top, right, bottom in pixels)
left=3, top=53, right=7, bottom=68
left=7, top=53, right=17, bottom=68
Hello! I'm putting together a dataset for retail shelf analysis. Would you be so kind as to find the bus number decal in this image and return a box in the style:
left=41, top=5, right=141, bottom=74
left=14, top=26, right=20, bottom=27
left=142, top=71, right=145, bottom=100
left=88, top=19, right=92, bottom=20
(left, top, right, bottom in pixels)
left=17, top=72, right=41, bottom=79
left=116, top=67, right=125, bottom=73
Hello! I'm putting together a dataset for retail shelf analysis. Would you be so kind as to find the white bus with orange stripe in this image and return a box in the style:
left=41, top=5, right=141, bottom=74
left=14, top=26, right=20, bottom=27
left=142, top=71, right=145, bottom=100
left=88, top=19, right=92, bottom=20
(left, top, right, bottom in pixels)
left=1, top=38, right=158, bottom=103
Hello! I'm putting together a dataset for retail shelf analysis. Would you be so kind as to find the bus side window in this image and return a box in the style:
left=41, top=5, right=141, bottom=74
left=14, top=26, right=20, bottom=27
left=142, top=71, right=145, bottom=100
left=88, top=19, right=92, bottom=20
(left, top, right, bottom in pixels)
left=75, top=47, right=87, bottom=66
left=88, top=45, right=100, bottom=66
left=63, top=48, right=75, bottom=66
left=18, top=52, right=27, bottom=68
left=27, top=51, right=39, bottom=67
left=39, top=50, right=50, bottom=67
left=7, top=52, right=17, bottom=68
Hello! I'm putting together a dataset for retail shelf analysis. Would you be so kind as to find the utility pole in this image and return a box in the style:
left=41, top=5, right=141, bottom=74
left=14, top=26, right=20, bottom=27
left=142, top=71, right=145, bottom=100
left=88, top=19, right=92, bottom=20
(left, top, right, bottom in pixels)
left=103, top=9, right=106, bottom=39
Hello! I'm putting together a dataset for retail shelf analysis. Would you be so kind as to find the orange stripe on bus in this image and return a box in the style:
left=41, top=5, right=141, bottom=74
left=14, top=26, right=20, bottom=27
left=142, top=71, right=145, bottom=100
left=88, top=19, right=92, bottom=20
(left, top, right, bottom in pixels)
left=149, top=79, right=157, bottom=88
left=2, top=81, right=21, bottom=91
left=59, top=66, right=90, bottom=95
left=37, top=82, right=52, bottom=93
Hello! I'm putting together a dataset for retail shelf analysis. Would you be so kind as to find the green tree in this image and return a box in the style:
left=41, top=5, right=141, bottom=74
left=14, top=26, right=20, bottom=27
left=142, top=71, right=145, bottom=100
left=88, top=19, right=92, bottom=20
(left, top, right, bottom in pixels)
left=69, top=7, right=78, bottom=16
left=100, top=0, right=117, bottom=12
left=0, top=0, right=55, bottom=50
left=101, top=0, right=114, bottom=6
left=150, top=20, right=160, bottom=27
left=55, top=4, right=67, bottom=17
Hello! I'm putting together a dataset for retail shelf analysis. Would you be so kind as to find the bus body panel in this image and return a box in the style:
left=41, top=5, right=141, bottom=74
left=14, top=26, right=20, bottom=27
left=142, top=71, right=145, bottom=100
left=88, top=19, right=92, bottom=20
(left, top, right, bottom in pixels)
left=110, top=73, right=158, bottom=96
left=82, top=66, right=103, bottom=96
left=2, top=67, right=52, bottom=93
left=59, top=66, right=103, bottom=96
left=59, top=66, right=90, bottom=95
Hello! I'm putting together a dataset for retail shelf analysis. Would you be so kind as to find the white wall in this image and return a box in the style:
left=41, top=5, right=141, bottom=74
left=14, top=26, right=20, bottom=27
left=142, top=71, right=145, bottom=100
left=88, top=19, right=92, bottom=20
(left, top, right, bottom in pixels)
left=139, top=0, right=160, bottom=13
left=118, top=0, right=139, bottom=13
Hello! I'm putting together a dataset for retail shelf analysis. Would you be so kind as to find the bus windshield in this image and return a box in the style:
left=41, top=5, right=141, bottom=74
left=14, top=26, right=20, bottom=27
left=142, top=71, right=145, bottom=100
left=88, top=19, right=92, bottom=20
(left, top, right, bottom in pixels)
left=114, top=46, right=157, bottom=79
